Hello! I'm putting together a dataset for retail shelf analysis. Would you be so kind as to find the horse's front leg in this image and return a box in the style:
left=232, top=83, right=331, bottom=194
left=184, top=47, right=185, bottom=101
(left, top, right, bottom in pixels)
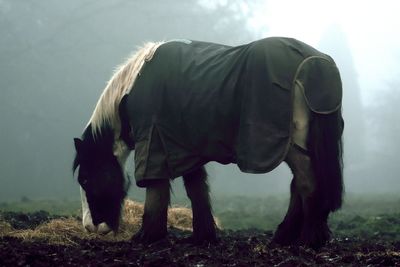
left=183, top=166, right=217, bottom=244
left=132, top=179, right=170, bottom=244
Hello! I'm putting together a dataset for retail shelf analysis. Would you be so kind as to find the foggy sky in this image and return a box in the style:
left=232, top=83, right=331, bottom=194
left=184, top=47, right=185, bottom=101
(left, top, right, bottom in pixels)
left=0, top=0, right=399, bottom=201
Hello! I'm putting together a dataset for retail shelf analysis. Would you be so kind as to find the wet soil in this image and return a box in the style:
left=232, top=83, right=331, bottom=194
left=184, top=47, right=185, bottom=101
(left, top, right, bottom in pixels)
left=0, top=211, right=399, bottom=266
left=1, top=229, right=399, bottom=266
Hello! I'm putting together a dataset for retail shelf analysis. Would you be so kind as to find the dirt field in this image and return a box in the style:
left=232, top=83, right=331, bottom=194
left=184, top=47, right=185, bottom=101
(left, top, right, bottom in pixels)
left=1, top=197, right=399, bottom=266
left=1, top=229, right=399, bottom=266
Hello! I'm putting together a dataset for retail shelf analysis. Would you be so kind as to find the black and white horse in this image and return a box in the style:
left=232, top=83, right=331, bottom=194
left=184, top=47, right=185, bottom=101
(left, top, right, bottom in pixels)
left=73, top=37, right=344, bottom=248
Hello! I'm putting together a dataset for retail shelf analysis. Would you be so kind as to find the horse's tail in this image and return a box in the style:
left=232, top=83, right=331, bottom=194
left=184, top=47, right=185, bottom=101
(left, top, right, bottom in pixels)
left=308, top=109, right=344, bottom=212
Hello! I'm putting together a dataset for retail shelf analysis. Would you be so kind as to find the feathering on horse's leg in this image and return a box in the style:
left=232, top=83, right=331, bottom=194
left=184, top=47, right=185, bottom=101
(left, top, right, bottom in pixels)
left=183, top=166, right=217, bottom=244
left=272, top=174, right=303, bottom=245
left=132, top=179, right=170, bottom=244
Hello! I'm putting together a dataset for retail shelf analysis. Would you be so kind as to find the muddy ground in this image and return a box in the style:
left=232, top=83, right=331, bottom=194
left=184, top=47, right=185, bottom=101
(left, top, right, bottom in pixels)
left=1, top=196, right=400, bottom=267
left=1, top=210, right=399, bottom=266
left=1, top=229, right=400, bottom=266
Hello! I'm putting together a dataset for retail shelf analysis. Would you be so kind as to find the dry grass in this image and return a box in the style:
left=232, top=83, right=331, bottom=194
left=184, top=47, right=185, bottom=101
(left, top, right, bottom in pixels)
left=0, top=221, right=14, bottom=235
left=0, top=199, right=196, bottom=246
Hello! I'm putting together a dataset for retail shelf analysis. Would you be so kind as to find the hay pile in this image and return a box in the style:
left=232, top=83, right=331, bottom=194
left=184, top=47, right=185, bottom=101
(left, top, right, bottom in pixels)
left=0, top=199, right=194, bottom=245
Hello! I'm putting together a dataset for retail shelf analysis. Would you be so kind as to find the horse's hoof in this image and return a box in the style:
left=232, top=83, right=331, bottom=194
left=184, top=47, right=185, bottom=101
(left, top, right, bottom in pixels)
left=177, top=234, right=218, bottom=245
left=271, top=234, right=297, bottom=246
left=132, top=229, right=168, bottom=245
left=299, top=238, right=327, bottom=250
left=299, top=227, right=331, bottom=249
left=272, top=223, right=300, bottom=246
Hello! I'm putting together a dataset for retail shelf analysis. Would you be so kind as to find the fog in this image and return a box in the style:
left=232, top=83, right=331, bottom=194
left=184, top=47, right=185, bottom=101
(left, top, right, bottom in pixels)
left=1, top=0, right=399, bottom=201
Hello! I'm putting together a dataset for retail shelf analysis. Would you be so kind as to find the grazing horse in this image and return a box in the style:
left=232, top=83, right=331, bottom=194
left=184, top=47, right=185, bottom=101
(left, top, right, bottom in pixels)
left=73, top=37, right=344, bottom=248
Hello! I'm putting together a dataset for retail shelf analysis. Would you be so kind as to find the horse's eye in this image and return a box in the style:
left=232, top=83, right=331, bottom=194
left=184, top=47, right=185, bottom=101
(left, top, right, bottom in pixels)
left=78, top=176, right=88, bottom=187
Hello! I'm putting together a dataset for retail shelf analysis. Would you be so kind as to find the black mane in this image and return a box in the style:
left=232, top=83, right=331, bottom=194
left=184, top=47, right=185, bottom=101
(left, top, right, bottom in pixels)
left=72, top=123, right=115, bottom=173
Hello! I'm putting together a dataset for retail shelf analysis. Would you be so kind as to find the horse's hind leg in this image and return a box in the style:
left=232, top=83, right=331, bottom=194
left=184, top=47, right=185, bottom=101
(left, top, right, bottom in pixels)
left=273, top=82, right=330, bottom=247
left=283, top=146, right=331, bottom=248
left=273, top=82, right=309, bottom=245
left=132, top=180, right=170, bottom=244
left=183, top=166, right=217, bottom=244
left=272, top=174, right=303, bottom=245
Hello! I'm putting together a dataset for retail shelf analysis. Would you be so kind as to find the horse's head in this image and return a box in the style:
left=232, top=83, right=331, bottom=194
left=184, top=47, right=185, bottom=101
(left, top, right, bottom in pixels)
left=73, top=127, right=128, bottom=232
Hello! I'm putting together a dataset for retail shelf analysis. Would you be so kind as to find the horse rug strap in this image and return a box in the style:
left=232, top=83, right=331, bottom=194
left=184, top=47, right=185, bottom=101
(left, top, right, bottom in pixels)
left=124, top=37, right=342, bottom=187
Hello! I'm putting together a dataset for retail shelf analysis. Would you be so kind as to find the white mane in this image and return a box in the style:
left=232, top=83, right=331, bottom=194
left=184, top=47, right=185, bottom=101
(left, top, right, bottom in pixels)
left=88, top=41, right=164, bottom=138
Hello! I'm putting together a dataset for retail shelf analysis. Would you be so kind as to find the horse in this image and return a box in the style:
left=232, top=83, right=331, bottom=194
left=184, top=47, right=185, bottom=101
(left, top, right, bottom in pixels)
left=73, top=37, right=344, bottom=248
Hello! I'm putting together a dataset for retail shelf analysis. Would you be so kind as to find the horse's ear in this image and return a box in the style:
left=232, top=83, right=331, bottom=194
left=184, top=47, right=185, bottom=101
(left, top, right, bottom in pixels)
left=74, top=138, right=83, bottom=153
